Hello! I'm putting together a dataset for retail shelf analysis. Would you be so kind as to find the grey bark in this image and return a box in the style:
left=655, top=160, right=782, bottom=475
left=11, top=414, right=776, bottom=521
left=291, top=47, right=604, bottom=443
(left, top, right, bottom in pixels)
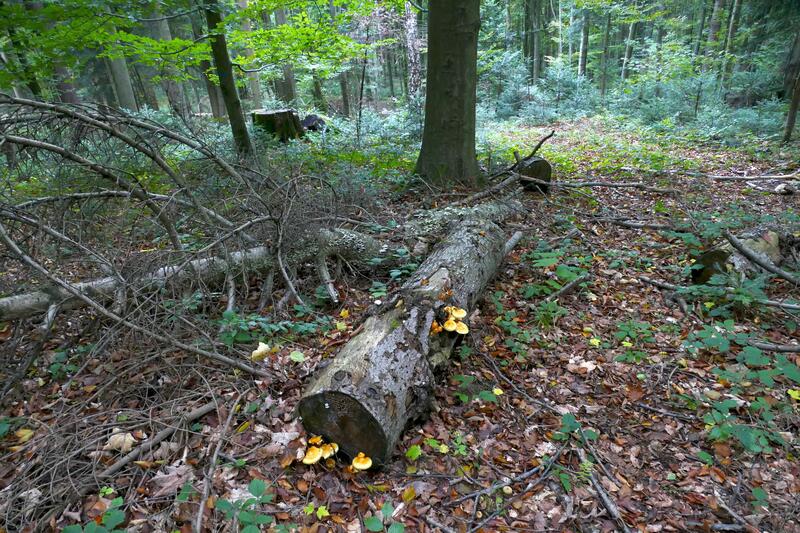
left=274, top=9, right=298, bottom=103
left=784, top=31, right=800, bottom=100
left=599, top=12, right=611, bottom=97
left=415, top=0, right=481, bottom=186
left=578, top=9, right=590, bottom=77
left=621, top=21, right=636, bottom=81
left=705, top=0, right=725, bottom=56
left=106, top=39, right=138, bottom=112
left=299, top=204, right=518, bottom=464
left=151, top=14, right=190, bottom=119
left=784, top=72, right=800, bottom=143
left=403, top=2, right=422, bottom=97
left=237, top=0, right=262, bottom=110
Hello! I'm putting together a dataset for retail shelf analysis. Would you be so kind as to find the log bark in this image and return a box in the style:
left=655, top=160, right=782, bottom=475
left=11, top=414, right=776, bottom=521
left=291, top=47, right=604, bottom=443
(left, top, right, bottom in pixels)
left=298, top=215, right=515, bottom=464
left=252, top=109, right=304, bottom=142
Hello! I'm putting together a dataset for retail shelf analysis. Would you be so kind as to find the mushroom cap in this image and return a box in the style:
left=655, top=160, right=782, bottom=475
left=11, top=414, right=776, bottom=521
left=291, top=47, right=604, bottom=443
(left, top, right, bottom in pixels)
left=443, top=319, right=458, bottom=332
left=451, top=307, right=467, bottom=319
left=330, top=442, right=339, bottom=453
left=321, top=443, right=335, bottom=459
left=302, top=446, right=323, bottom=465
left=308, top=435, right=324, bottom=445
left=352, top=452, right=373, bottom=470
left=455, top=322, right=469, bottom=335
left=251, top=342, right=270, bottom=361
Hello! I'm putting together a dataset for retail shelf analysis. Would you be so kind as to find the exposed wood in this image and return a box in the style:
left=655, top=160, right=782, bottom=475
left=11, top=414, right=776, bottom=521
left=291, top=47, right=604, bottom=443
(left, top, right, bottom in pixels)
left=252, top=109, right=304, bottom=142
left=298, top=201, right=520, bottom=464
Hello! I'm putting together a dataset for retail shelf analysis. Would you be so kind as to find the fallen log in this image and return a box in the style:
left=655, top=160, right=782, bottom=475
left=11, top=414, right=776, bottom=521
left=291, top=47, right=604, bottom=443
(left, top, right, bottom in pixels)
left=297, top=217, right=517, bottom=464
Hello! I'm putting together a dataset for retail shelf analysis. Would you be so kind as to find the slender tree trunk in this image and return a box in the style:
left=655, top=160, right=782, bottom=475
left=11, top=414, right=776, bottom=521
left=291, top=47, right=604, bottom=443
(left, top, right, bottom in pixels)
left=132, top=64, right=160, bottom=110
left=415, top=0, right=480, bottom=186
left=705, top=0, right=725, bottom=56
left=386, top=49, right=396, bottom=98
left=621, top=21, right=636, bottom=80
left=274, top=9, right=297, bottom=103
left=237, top=0, right=262, bottom=110
left=784, top=72, right=800, bottom=143
left=312, top=73, right=328, bottom=112
left=720, top=0, right=742, bottom=85
left=533, top=0, right=542, bottom=82
left=54, top=65, right=80, bottom=104
left=106, top=46, right=138, bottom=111
left=404, top=2, right=422, bottom=97
left=151, top=16, right=189, bottom=119
left=191, top=15, right=225, bottom=118
left=600, top=12, right=611, bottom=97
left=205, top=1, right=253, bottom=156
left=693, top=0, right=708, bottom=59
left=339, top=71, right=351, bottom=116
left=784, top=31, right=800, bottom=99
left=578, top=9, right=590, bottom=77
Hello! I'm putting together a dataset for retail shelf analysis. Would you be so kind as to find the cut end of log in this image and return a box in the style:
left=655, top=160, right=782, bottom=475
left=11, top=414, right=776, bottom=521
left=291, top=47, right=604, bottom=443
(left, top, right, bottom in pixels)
left=298, top=390, right=389, bottom=464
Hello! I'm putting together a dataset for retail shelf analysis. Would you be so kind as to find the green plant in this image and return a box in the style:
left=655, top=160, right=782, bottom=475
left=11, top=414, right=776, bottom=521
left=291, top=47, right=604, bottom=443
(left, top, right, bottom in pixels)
left=363, top=501, right=405, bottom=532
left=532, top=300, right=567, bottom=329
left=215, top=478, right=275, bottom=532
left=61, top=497, right=125, bottom=533
left=369, top=281, right=388, bottom=299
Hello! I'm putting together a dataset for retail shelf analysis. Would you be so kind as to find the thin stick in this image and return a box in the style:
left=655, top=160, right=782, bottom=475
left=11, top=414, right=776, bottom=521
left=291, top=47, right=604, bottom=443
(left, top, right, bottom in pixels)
left=639, top=276, right=800, bottom=311
left=196, top=393, right=244, bottom=533
left=544, top=273, right=592, bottom=302
left=578, top=448, right=634, bottom=533
left=724, top=230, right=800, bottom=286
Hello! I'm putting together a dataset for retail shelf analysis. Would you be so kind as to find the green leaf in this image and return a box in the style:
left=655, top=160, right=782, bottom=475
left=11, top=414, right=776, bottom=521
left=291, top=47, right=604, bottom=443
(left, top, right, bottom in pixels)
left=316, top=505, right=330, bottom=519
left=289, top=351, right=306, bottom=363
left=560, top=413, right=580, bottom=434
left=364, top=515, right=384, bottom=532
left=62, top=526, right=83, bottom=533
left=248, top=478, right=266, bottom=497
left=405, top=444, right=422, bottom=461
left=303, top=503, right=315, bottom=515
left=0, top=420, right=9, bottom=438
left=558, top=471, right=572, bottom=492
left=740, top=346, right=769, bottom=367
left=387, top=523, right=405, bottom=533
left=176, top=482, right=194, bottom=502
left=477, top=390, right=498, bottom=403
left=102, top=509, right=125, bottom=529
left=697, top=451, right=714, bottom=465
left=381, top=501, right=394, bottom=519
left=241, top=526, right=260, bottom=533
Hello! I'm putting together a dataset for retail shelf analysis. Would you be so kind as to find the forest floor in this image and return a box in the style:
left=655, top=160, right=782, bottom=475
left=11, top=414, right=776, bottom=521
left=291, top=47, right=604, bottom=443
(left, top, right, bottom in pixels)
left=2, top=120, right=799, bottom=533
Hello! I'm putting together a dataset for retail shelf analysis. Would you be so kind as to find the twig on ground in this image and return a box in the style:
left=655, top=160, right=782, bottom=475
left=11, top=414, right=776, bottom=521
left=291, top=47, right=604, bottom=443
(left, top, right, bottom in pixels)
left=578, top=448, right=634, bottom=533
left=639, top=276, right=800, bottom=312
left=633, top=402, right=695, bottom=422
left=503, top=231, right=525, bottom=255
left=748, top=340, right=800, bottom=353
left=724, top=230, right=800, bottom=286
left=544, top=273, right=592, bottom=302
left=196, top=393, right=245, bottom=533
left=714, top=490, right=760, bottom=532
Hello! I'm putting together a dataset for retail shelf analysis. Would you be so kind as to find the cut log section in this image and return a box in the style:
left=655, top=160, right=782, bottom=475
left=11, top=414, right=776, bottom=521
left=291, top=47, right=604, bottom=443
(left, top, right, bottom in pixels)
left=298, top=217, right=514, bottom=465
left=518, top=156, right=552, bottom=193
left=252, top=109, right=304, bottom=142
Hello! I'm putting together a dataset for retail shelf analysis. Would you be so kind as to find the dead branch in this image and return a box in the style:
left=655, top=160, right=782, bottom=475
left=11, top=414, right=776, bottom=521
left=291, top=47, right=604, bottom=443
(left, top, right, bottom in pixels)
left=724, top=230, right=800, bottom=286
left=578, top=448, right=634, bottom=533
left=638, top=276, right=800, bottom=312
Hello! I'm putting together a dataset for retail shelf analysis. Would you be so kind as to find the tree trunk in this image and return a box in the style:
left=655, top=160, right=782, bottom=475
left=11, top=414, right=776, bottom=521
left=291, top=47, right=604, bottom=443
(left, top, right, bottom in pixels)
left=54, top=65, right=80, bottom=104
left=299, top=205, right=517, bottom=464
left=312, top=73, right=328, bottom=112
left=151, top=15, right=190, bottom=119
left=132, top=64, right=160, bottom=110
left=274, top=9, right=298, bottom=104
left=415, top=0, right=481, bottom=186
left=578, top=9, right=590, bottom=77
left=784, top=72, right=800, bottom=143
left=237, top=0, right=262, bottom=110
left=252, top=109, right=303, bottom=142
left=106, top=53, right=138, bottom=111
left=404, top=2, right=421, bottom=97
left=190, top=15, right=225, bottom=118
left=784, top=31, right=800, bottom=100
left=621, top=21, right=636, bottom=81
left=705, top=0, right=725, bottom=57
left=339, top=71, right=351, bottom=117
left=599, top=12, right=611, bottom=97
left=205, top=0, right=253, bottom=156
left=720, top=0, right=742, bottom=85
left=693, top=0, right=708, bottom=59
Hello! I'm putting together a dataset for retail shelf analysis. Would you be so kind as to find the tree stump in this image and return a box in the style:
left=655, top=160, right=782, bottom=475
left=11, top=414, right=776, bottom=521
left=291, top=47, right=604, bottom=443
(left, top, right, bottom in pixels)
left=252, top=109, right=303, bottom=142
left=518, top=156, right=552, bottom=193
left=298, top=217, right=512, bottom=465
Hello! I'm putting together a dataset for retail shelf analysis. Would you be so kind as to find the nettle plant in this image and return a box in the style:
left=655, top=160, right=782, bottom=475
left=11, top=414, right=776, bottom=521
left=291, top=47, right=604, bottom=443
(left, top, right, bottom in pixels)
left=685, top=320, right=800, bottom=454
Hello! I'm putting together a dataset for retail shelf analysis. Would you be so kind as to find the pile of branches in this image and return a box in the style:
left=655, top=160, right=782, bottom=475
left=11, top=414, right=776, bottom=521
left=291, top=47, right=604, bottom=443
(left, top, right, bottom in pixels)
left=0, top=95, right=389, bottom=527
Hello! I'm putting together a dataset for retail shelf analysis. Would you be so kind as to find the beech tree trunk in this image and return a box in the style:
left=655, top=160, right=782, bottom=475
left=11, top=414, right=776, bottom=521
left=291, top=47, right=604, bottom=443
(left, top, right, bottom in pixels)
left=621, top=21, right=636, bottom=81
left=415, top=0, right=481, bottom=186
left=299, top=207, right=516, bottom=464
left=205, top=0, right=253, bottom=156
left=578, top=9, right=590, bottom=77
left=784, top=72, right=800, bottom=143
left=403, top=2, right=421, bottom=97
left=274, top=9, right=298, bottom=104
left=151, top=14, right=190, bottom=119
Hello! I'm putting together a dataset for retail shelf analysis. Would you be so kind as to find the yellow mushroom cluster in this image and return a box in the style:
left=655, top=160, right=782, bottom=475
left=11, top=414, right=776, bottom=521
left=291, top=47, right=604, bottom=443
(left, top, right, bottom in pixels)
left=301, top=435, right=339, bottom=465
left=300, top=437, right=373, bottom=472
left=432, top=306, right=469, bottom=335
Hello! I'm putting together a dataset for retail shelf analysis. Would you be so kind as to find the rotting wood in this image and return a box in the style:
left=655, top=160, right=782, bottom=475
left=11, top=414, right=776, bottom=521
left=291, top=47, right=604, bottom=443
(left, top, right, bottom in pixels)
left=298, top=206, right=522, bottom=464
left=252, top=108, right=304, bottom=142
